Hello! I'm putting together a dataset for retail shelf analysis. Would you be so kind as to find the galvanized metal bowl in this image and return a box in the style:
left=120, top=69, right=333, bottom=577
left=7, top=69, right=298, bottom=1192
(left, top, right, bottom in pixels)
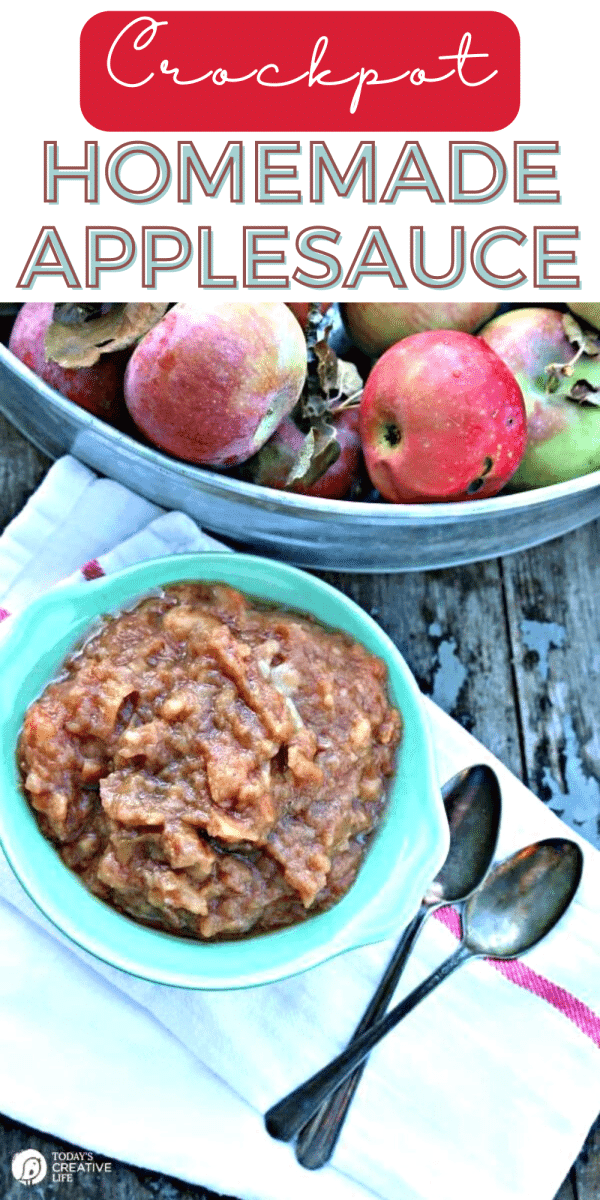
left=2, top=341, right=600, bottom=573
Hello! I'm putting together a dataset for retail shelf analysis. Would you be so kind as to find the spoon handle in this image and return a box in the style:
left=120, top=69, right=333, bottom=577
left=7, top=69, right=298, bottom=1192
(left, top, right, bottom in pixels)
left=295, top=905, right=429, bottom=1169
left=265, top=942, right=472, bottom=1144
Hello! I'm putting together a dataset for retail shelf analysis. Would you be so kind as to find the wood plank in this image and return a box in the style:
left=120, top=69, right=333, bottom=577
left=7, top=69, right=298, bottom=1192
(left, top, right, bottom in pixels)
left=501, top=521, right=600, bottom=851
left=0, top=412, right=49, bottom=530
left=497, top=527, right=600, bottom=1200
left=320, top=563, right=523, bottom=777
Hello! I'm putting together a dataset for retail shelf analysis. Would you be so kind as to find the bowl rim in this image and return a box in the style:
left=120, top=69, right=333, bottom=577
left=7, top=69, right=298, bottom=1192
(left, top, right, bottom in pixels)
left=0, top=552, right=448, bottom=989
left=2, top=341, right=600, bottom=524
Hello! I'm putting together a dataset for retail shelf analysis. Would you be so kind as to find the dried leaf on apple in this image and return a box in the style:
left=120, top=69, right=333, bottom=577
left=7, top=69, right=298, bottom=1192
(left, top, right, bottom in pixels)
left=562, top=313, right=600, bottom=359
left=332, top=358, right=363, bottom=407
left=284, top=422, right=341, bottom=489
left=45, top=302, right=169, bottom=368
left=567, top=378, right=600, bottom=406
left=314, top=338, right=339, bottom=394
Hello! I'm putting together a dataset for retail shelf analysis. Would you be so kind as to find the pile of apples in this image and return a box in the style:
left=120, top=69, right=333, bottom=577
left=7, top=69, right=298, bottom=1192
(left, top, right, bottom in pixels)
left=8, top=298, right=600, bottom=504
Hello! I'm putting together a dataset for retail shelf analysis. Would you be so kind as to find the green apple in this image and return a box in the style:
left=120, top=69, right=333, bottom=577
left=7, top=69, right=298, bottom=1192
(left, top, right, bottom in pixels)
left=344, top=302, right=499, bottom=356
left=567, top=302, right=600, bottom=332
left=479, top=307, right=600, bottom=489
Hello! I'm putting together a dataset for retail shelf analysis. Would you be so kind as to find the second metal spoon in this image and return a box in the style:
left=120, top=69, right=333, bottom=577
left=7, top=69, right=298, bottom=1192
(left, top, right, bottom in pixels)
left=266, top=837, right=583, bottom=1145
left=295, top=763, right=502, bottom=1169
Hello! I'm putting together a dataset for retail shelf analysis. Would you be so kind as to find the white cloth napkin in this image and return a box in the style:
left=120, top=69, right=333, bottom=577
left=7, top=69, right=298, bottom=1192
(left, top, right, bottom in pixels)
left=0, top=456, right=598, bottom=1200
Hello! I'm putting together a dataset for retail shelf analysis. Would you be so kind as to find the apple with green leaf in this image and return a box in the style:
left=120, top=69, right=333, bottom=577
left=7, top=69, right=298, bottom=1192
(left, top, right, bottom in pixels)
left=479, top=307, right=600, bottom=489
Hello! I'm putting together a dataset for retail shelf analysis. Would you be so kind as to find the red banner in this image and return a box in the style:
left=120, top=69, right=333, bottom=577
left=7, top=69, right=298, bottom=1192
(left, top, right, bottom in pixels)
left=80, top=11, right=520, bottom=132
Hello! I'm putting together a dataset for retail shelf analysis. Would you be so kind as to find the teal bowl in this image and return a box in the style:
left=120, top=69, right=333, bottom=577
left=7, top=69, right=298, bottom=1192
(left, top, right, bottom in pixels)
left=0, top=553, right=448, bottom=990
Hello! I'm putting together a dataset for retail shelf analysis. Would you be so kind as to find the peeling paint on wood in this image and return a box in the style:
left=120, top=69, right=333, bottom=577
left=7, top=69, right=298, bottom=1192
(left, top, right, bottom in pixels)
left=430, top=635, right=469, bottom=714
left=502, top=527, right=600, bottom=854
left=519, top=618, right=566, bottom=682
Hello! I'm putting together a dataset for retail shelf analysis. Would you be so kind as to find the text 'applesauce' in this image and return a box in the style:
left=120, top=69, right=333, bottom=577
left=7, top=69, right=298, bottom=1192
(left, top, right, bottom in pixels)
left=18, top=583, right=402, bottom=939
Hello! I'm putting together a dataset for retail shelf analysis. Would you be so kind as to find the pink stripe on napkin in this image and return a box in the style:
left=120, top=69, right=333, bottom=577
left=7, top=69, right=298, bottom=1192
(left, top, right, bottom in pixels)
left=434, top=906, right=600, bottom=1049
left=81, top=559, right=106, bottom=580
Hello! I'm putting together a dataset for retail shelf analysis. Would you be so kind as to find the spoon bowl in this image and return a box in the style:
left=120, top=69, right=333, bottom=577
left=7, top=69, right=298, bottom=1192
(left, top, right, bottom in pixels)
left=464, top=838, right=584, bottom=959
left=426, top=764, right=502, bottom=905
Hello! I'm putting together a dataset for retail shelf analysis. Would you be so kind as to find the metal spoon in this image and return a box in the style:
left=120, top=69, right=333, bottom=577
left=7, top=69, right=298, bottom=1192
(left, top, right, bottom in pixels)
left=265, top=837, right=583, bottom=1144
left=295, top=763, right=502, bottom=1169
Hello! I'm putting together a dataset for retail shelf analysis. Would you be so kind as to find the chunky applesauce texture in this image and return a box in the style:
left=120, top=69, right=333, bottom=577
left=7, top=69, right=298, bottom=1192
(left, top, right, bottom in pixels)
left=19, top=584, right=402, bottom=939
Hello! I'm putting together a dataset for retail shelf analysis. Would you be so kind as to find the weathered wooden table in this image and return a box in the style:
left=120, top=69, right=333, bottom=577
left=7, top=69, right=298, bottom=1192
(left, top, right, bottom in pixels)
left=0, top=416, right=598, bottom=1200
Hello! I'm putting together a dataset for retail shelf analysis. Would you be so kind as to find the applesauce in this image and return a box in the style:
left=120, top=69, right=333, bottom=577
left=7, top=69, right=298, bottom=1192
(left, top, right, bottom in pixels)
left=18, top=583, right=401, bottom=939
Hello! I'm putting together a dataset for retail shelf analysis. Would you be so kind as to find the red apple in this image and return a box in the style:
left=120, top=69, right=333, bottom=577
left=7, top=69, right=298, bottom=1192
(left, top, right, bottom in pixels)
left=247, top=409, right=361, bottom=498
left=124, top=302, right=307, bottom=466
left=480, top=307, right=600, bottom=488
left=360, top=329, right=526, bottom=503
left=8, top=302, right=126, bottom=423
left=344, top=302, right=499, bottom=357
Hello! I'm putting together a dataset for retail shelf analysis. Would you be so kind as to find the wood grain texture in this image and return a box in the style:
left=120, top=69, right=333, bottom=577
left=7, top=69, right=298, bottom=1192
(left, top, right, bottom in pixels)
left=0, top=424, right=597, bottom=1200
left=501, top=526, right=600, bottom=851
left=0, top=412, right=49, bottom=526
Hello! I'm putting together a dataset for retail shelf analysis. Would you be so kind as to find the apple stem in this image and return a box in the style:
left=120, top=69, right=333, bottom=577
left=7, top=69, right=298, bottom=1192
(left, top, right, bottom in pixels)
left=545, top=344, right=586, bottom=393
left=330, top=389, right=363, bottom=413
